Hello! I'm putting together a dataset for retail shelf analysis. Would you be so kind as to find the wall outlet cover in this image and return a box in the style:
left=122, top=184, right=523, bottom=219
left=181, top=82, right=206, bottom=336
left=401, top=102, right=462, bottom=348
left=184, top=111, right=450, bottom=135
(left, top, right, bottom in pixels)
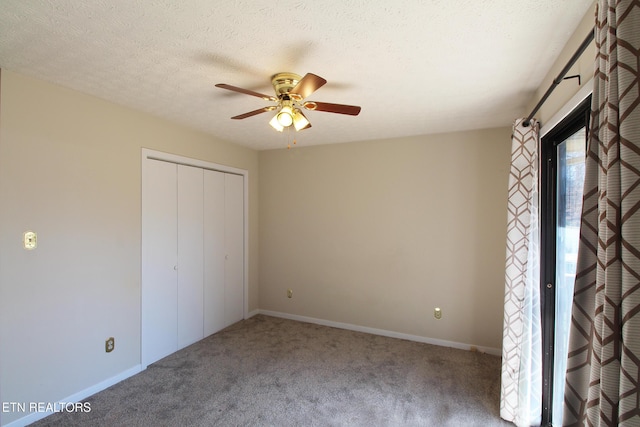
left=105, top=337, right=115, bottom=353
left=23, top=231, right=37, bottom=250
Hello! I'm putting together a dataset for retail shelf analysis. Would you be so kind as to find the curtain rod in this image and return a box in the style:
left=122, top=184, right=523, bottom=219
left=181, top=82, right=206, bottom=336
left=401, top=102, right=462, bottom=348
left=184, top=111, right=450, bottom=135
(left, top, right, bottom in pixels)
left=523, top=27, right=595, bottom=127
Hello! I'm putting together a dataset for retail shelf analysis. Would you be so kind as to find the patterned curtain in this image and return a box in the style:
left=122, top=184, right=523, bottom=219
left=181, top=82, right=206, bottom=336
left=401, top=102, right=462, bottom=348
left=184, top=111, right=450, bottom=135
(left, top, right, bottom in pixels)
left=501, top=119, right=542, bottom=427
left=563, top=1, right=640, bottom=426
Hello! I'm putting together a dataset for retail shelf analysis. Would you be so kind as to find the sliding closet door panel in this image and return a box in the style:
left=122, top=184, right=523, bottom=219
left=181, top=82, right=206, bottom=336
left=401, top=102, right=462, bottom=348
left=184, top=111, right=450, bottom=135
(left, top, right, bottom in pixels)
left=203, top=170, right=226, bottom=336
left=225, top=173, right=244, bottom=325
left=177, top=165, right=205, bottom=349
left=142, top=160, right=178, bottom=366
left=143, top=151, right=247, bottom=367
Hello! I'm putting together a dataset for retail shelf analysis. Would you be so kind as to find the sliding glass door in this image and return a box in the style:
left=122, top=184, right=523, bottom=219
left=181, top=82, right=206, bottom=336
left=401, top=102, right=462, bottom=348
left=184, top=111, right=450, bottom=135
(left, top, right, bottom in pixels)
left=541, top=97, right=589, bottom=425
left=551, top=126, right=586, bottom=423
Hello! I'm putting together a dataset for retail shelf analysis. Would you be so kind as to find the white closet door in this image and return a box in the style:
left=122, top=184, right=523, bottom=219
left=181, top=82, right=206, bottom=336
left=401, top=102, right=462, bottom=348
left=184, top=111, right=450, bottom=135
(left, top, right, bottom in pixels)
left=225, top=173, right=244, bottom=325
left=142, top=160, right=178, bottom=366
left=177, top=165, right=204, bottom=349
left=203, top=169, right=225, bottom=336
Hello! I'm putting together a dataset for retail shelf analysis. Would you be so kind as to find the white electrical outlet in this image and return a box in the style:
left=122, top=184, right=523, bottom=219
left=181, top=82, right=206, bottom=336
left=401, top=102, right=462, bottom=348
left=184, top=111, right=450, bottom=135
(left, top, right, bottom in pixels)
left=105, top=337, right=115, bottom=353
left=23, top=231, right=37, bottom=250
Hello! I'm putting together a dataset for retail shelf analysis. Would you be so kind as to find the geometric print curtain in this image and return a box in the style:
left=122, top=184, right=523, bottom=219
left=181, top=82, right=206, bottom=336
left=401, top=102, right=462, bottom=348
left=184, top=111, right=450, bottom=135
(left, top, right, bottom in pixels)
left=563, top=1, right=640, bottom=426
left=501, top=118, right=542, bottom=427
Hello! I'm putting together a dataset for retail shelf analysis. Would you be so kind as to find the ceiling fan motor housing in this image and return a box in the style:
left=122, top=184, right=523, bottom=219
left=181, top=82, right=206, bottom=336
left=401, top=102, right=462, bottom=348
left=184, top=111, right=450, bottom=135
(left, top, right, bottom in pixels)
left=271, top=73, right=301, bottom=98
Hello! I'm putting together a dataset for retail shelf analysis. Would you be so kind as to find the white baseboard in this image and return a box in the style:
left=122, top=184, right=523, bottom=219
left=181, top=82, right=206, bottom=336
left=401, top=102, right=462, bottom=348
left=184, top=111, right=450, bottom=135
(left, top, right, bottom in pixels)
left=246, top=308, right=261, bottom=318
left=2, top=365, right=143, bottom=427
left=257, top=309, right=502, bottom=357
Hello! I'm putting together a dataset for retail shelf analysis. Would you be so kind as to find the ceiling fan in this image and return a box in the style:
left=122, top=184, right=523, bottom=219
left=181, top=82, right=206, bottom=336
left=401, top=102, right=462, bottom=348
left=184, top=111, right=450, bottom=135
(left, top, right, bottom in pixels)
left=215, top=72, right=361, bottom=133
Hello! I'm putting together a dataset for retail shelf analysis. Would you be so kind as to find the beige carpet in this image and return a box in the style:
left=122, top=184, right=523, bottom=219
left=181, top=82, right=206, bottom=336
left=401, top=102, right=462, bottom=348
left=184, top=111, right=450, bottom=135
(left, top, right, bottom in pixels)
left=32, top=315, right=512, bottom=426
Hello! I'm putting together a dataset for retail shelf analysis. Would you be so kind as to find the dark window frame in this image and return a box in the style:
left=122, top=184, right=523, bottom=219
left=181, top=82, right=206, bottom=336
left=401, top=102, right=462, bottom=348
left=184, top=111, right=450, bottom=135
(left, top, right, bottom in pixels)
left=540, top=95, right=591, bottom=426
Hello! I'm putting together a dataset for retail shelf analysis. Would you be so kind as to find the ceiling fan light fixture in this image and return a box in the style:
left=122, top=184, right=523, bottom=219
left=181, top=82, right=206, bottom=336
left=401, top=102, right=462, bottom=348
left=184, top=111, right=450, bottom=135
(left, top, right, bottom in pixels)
left=276, top=106, right=294, bottom=127
left=293, top=109, right=310, bottom=131
left=269, top=115, right=285, bottom=132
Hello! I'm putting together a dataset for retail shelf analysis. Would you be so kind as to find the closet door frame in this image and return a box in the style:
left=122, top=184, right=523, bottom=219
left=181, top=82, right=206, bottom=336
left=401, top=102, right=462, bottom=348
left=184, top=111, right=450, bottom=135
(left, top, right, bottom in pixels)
left=141, top=148, right=248, bottom=366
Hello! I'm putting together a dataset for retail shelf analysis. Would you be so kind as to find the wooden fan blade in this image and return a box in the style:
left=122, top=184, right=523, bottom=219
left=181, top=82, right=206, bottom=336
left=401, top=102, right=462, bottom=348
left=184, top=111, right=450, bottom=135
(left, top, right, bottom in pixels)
left=304, top=101, right=361, bottom=116
left=231, top=106, right=277, bottom=120
left=289, top=73, right=327, bottom=100
left=215, top=83, right=277, bottom=101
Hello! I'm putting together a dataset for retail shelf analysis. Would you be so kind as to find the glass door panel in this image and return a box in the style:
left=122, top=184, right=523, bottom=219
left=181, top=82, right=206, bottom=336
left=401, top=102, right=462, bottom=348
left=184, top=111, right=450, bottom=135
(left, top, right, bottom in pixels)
left=552, top=128, right=586, bottom=423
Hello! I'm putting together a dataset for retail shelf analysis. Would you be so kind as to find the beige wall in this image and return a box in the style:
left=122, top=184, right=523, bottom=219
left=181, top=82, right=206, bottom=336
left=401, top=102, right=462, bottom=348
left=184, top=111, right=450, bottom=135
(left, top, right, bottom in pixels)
left=0, top=70, right=259, bottom=425
left=259, top=128, right=511, bottom=350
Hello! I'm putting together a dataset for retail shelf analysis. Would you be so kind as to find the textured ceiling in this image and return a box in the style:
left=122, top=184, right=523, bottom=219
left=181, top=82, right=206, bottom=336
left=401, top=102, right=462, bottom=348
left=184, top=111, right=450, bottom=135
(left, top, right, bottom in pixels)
left=0, top=0, right=594, bottom=150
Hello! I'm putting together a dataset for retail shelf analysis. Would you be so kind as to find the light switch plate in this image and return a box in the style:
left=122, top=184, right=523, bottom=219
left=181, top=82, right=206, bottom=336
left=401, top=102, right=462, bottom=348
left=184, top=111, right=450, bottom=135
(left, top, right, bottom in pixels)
left=23, top=231, right=37, bottom=250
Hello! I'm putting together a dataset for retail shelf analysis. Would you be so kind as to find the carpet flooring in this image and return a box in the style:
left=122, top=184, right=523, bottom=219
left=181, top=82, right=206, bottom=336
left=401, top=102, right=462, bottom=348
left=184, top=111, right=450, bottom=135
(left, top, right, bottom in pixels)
left=31, top=315, right=512, bottom=426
